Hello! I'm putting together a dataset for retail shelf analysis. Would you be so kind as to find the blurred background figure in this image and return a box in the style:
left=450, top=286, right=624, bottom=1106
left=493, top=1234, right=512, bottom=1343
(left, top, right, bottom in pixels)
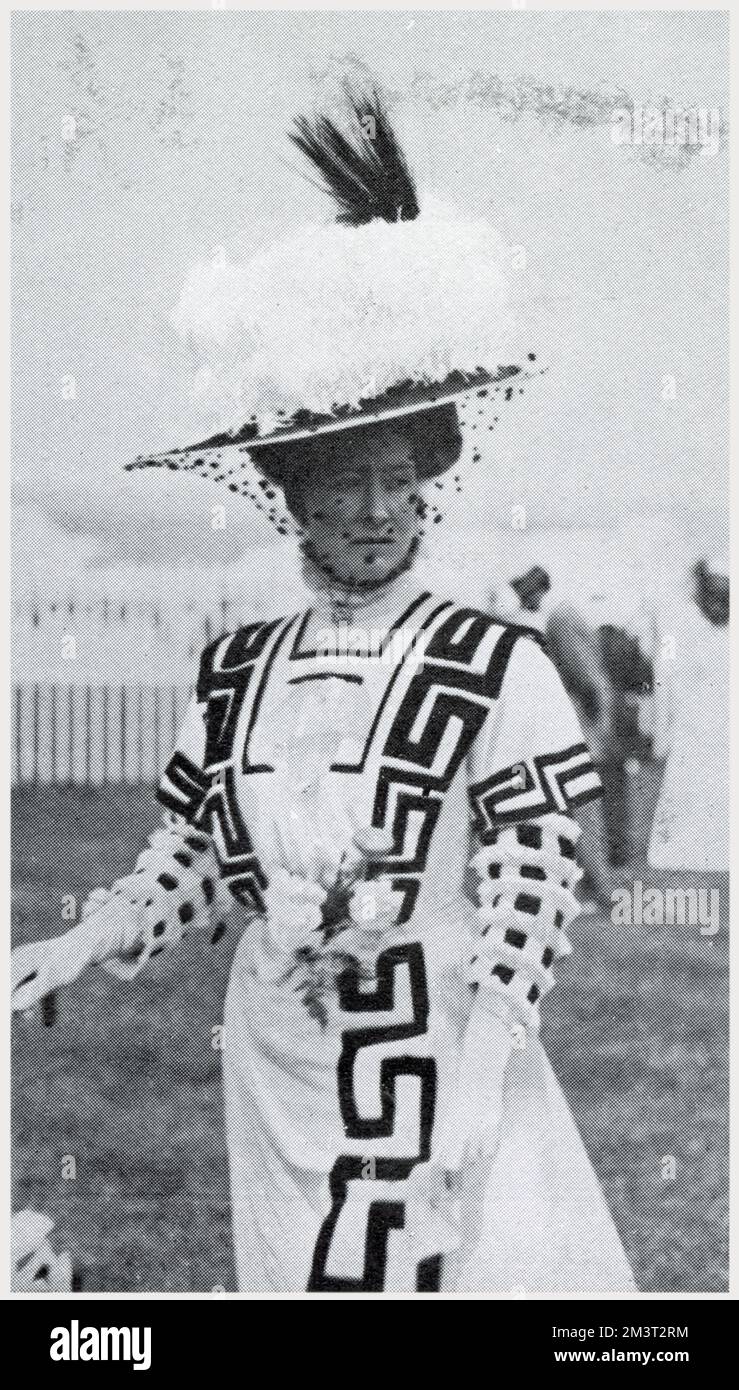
left=648, top=555, right=729, bottom=873
left=491, top=564, right=656, bottom=903
left=498, top=564, right=551, bottom=623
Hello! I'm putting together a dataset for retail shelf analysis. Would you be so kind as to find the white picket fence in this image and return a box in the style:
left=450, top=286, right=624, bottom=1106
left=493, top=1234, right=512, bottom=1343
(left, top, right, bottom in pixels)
left=12, top=684, right=190, bottom=787
left=10, top=575, right=297, bottom=788
left=11, top=573, right=276, bottom=787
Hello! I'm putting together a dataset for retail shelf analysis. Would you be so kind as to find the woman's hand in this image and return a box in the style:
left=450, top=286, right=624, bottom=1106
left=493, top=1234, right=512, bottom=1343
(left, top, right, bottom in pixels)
left=254, top=871, right=327, bottom=984
left=407, top=1004, right=512, bottom=1210
left=404, top=1005, right=514, bottom=1265
left=405, top=1161, right=464, bottom=1262
left=11, top=934, right=83, bottom=1013
left=443, top=1003, right=514, bottom=1165
left=263, top=870, right=327, bottom=952
left=11, top=893, right=144, bottom=1014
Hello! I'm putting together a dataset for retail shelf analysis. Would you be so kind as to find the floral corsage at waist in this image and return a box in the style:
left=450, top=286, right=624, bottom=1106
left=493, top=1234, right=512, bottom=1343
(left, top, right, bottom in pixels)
left=255, top=828, right=403, bottom=1028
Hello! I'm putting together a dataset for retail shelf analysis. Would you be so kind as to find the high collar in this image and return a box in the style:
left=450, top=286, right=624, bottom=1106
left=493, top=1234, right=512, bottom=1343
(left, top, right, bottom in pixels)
left=300, top=543, right=425, bottom=627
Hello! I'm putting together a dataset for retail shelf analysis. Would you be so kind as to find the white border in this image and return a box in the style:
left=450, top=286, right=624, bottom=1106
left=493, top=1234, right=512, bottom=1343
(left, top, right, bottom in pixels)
left=2, top=0, right=734, bottom=1305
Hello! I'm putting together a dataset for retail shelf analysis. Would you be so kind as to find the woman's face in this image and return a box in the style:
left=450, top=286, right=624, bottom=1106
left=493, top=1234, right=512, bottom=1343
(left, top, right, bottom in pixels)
left=292, top=424, right=422, bottom=588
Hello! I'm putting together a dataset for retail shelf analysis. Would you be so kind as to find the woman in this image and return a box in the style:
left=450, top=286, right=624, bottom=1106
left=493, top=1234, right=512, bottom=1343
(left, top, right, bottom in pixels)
left=649, top=555, right=729, bottom=872
left=12, top=92, right=635, bottom=1293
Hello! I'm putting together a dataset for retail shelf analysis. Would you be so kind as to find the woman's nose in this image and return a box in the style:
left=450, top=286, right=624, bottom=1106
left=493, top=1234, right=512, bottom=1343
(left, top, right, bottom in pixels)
left=363, top=479, right=391, bottom=524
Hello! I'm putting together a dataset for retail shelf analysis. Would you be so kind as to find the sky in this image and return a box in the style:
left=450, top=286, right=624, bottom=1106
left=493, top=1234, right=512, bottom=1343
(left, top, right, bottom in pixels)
left=11, top=8, right=729, bottom=583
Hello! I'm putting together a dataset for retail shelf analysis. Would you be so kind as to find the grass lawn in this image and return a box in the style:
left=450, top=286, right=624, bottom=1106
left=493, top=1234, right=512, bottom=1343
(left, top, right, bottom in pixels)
left=11, top=786, right=728, bottom=1292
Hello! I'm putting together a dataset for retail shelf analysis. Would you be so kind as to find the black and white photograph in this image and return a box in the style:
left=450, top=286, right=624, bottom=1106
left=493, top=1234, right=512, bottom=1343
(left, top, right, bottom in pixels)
left=9, top=4, right=729, bottom=1300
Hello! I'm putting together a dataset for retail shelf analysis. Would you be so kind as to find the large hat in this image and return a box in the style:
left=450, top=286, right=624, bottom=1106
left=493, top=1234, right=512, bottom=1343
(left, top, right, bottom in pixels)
left=127, top=89, right=539, bottom=488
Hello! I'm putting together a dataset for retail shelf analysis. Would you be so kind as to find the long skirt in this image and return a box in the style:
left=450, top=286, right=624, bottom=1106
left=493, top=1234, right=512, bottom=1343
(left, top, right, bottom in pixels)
left=223, top=928, right=636, bottom=1294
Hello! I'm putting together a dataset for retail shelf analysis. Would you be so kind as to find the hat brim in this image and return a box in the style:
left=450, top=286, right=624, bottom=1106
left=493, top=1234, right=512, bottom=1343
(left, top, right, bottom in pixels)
left=127, top=362, right=538, bottom=481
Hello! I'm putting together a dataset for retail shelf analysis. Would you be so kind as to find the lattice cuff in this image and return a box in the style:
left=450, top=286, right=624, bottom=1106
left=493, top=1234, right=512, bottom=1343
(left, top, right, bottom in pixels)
left=466, top=814, right=584, bottom=1030
left=87, top=814, right=231, bottom=981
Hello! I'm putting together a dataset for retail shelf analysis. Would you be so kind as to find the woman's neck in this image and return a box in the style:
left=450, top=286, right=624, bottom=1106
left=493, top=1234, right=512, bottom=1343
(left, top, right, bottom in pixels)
left=300, top=539, right=422, bottom=625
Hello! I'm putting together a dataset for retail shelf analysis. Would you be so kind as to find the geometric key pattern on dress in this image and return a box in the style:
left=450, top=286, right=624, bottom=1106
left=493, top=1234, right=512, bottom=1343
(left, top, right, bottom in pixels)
left=364, top=612, right=549, bottom=923
left=156, top=603, right=596, bottom=1293
left=159, top=605, right=556, bottom=923
left=304, top=615, right=588, bottom=1293
left=307, top=941, right=441, bottom=1292
left=196, top=615, right=290, bottom=772
left=157, top=615, right=297, bottom=911
left=303, top=616, right=598, bottom=1292
left=468, top=739, right=602, bottom=845
left=159, top=754, right=269, bottom=914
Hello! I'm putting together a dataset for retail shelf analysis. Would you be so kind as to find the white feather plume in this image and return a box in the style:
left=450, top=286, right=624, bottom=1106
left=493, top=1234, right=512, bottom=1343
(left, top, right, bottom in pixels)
left=172, top=197, right=521, bottom=435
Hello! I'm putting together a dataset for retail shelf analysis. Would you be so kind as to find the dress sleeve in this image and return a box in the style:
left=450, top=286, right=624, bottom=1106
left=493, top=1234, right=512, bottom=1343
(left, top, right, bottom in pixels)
left=469, top=631, right=602, bottom=834
left=464, top=633, right=603, bottom=1031
left=87, top=649, right=232, bottom=981
left=156, top=645, right=216, bottom=825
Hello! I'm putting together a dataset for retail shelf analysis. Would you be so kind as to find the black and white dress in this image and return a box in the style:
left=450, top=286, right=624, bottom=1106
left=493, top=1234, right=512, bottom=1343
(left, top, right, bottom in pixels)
left=153, top=574, right=634, bottom=1292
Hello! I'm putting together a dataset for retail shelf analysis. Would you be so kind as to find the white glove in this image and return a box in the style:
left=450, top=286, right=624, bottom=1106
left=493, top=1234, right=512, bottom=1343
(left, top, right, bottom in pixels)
left=404, top=1004, right=515, bottom=1264
left=254, top=870, right=328, bottom=983
left=404, top=1164, right=463, bottom=1262
left=436, top=1011, right=512, bottom=1168
left=11, top=893, right=143, bottom=1013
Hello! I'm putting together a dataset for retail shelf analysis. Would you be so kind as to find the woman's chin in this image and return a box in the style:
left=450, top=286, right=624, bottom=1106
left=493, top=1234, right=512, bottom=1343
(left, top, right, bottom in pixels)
left=339, top=560, right=399, bottom=588
left=337, top=542, right=419, bottom=588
